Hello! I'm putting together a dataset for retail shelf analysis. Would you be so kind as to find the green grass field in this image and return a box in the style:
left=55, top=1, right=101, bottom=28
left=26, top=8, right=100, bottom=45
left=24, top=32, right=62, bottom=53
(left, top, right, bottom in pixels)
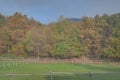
left=0, top=61, right=120, bottom=80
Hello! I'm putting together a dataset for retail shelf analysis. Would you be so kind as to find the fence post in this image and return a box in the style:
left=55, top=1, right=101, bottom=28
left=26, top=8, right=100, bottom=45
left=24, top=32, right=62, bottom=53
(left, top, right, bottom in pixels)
left=50, top=71, right=53, bottom=80
left=9, top=74, right=14, bottom=80
left=88, top=71, right=92, bottom=80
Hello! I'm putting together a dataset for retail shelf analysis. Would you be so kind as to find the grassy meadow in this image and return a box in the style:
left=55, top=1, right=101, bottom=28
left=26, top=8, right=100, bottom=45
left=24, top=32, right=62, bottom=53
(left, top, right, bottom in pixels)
left=0, top=60, right=120, bottom=80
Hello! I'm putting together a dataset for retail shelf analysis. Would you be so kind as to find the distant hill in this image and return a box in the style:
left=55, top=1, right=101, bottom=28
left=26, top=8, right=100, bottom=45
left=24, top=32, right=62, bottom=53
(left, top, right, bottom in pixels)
left=68, top=18, right=82, bottom=22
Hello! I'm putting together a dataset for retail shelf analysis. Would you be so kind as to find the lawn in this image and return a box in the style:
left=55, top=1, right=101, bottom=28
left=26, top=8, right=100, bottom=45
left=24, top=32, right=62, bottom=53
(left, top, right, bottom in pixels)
left=0, top=61, right=120, bottom=80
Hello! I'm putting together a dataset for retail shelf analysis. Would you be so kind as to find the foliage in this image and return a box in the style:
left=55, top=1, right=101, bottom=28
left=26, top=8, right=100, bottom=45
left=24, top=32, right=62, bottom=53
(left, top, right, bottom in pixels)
left=0, top=12, right=120, bottom=60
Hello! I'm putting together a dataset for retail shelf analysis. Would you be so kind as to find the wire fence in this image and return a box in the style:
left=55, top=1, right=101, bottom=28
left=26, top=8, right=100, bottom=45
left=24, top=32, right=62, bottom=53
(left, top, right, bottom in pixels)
left=0, top=72, right=120, bottom=80
left=0, top=56, right=120, bottom=64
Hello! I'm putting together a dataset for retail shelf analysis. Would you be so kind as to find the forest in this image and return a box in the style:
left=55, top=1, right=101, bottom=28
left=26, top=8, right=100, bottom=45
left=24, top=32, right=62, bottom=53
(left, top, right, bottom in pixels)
left=0, top=12, right=120, bottom=60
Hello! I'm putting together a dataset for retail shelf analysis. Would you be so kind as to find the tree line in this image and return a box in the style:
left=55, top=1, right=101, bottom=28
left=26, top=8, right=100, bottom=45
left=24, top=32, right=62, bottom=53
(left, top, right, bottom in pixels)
left=0, top=12, right=120, bottom=60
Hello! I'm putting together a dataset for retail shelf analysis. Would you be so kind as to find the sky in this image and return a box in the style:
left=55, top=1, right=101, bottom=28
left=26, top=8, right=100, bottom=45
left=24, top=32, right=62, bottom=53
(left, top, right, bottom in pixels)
left=0, top=0, right=120, bottom=24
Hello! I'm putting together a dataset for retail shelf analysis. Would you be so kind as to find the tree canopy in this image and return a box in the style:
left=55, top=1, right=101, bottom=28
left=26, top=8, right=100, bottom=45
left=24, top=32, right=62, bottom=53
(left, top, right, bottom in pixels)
left=0, top=12, right=120, bottom=60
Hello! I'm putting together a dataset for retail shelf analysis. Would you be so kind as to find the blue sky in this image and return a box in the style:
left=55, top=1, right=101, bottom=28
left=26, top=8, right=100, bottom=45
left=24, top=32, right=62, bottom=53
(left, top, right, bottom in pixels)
left=0, top=0, right=120, bottom=24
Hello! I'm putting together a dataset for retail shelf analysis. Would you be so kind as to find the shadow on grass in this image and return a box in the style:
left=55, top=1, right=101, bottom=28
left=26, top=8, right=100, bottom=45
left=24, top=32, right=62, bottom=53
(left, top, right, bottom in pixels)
left=74, top=64, right=120, bottom=72
left=45, top=74, right=89, bottom=80
left=0, top=73, right=120, bottom=80
left=45, top=73, right=120, bottom=80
